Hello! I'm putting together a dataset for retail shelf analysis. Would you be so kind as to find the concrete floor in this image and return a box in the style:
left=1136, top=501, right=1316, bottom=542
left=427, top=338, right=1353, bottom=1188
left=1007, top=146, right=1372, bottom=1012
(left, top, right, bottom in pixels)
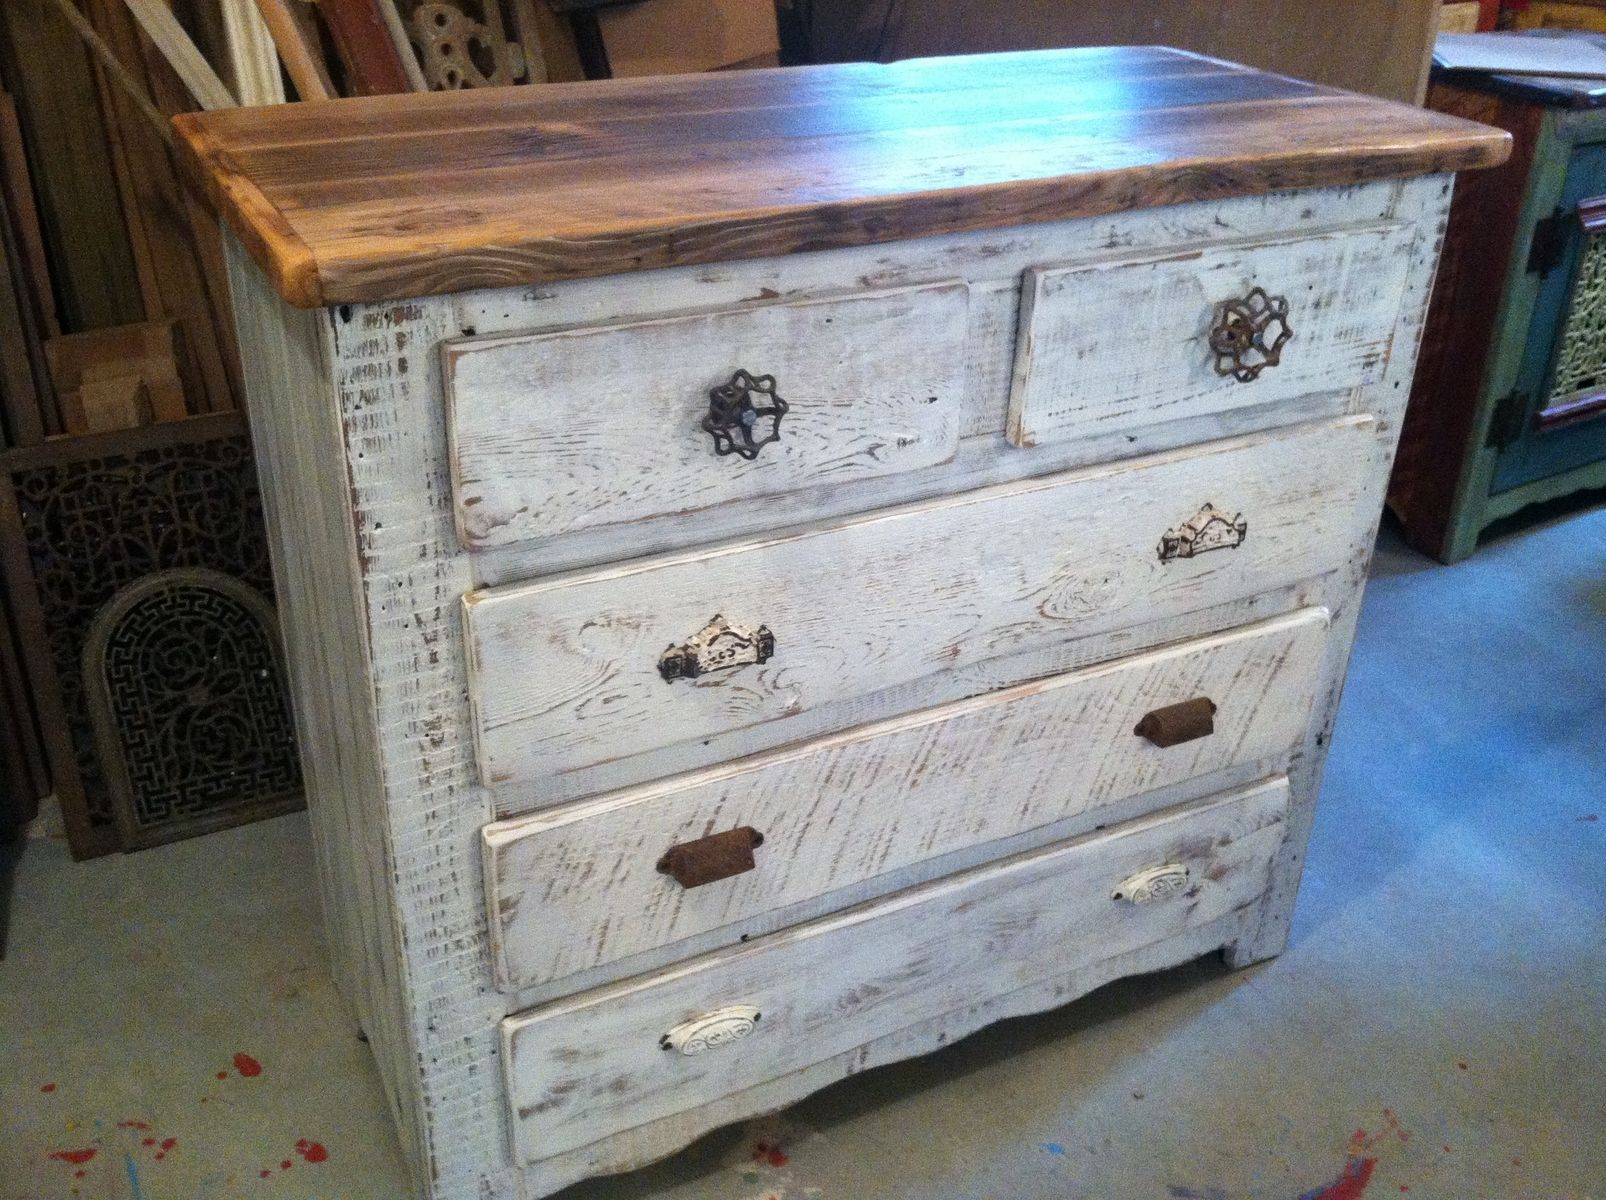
left=3, top=506, right=1603, bottom=1200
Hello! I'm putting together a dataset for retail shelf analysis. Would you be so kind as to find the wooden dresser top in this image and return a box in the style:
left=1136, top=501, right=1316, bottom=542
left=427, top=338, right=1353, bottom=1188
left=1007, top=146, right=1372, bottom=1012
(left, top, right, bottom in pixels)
left=174, top=46, right=1509, bottom=308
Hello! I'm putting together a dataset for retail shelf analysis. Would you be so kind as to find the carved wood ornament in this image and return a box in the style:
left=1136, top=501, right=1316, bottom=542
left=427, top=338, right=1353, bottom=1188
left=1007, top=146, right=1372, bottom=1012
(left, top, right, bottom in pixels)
left=405, top=2, right=527, bottom=89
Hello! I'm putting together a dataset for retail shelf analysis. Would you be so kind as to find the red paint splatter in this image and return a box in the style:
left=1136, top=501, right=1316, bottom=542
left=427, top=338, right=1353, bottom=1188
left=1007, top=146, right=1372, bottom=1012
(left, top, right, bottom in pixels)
left=216, top=1071, right=228, bottom=1080
left=142, top=1138, right=156, bottom=1147
left=1457, top=1062, right=1468, bottom=1071
left=1400, top=1187, right=1410, bottom=1193
left=1442, top=1145, right=1452, bottom=1153
left=155, top=1154, right=165, bottom=1162
left=118, top=1120, right=151, bottom=1130
left=259, top=1169, right=271, bottom=1179
left=160, top=1138, right=176, bottom=1152
left=297, top=1141, right=329, bottom=1164
left=233, top=1052, right=263, bottom=1077
left=1512, top=1158, right=1523, bottom=1167
left=280, top=1159, right=293, bottom=1170
left=751, top=1140, right=789, bottom=1168
left=1301, top=1156, right=1377, bottom=1200
left=1578, top=814, right=1598, bottom=822
left=40, top=1083, right=57, bottom=1093
left=49, top=1149, right=97, bottom=1166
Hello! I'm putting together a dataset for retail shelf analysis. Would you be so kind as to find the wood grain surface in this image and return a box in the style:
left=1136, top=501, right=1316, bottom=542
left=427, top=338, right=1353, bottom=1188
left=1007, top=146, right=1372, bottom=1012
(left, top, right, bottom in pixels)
left=171, top=46, right=1509, bottom=307
left=445, top=280, right=967, bottom=546
left=500, top=778, right=1289, bottom=1165
left=483, top=609, right=1329, bottom=993
left=463, top=416, right=1387, bottom=789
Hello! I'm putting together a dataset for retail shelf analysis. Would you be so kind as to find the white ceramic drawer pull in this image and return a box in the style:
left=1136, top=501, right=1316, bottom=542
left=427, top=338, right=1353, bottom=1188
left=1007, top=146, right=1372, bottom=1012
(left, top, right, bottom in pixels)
left=660, top=1006, right=762, bottom=1056
left=1209, top=286, right=1293, bottom=382
left=702, top=369, right=788, bottom=460
left=1112, top=863, right=1191, bottom=905
left=659, top=615, right=775, bottom=681
left=1157, top=502, right=1247, bottom=561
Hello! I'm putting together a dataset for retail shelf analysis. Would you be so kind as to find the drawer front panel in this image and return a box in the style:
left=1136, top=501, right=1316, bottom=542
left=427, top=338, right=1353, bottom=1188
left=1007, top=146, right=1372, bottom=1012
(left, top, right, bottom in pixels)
left=464, top=415, right=1386, bottom=788
left=500, top=777, right=1289, bottom=1165
left=483, top=608, right=1328, bottom=992
left=445, top=281, right=968, bottom=547
left=1007, top=222, right=1413, bottom=448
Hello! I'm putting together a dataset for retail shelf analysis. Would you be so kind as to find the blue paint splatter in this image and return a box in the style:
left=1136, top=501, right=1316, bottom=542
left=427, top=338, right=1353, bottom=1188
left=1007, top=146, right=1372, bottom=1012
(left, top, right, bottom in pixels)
left=1042, top=1142, right=1066, bottom=1155
left=124, top=1153, right=147, bottom=1200
left=1168, top=1187, right=1229, bottom=1200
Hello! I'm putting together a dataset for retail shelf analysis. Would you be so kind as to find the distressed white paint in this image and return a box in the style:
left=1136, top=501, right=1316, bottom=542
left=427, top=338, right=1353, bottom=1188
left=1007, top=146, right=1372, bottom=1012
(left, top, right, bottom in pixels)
left=501, top=778, right=1290, bottom=1165
left=1007, top=221, right=1415, bottom=448
left=445, top=280, right=969, bottom=546
left=464, top=416, right=1385, bottom=789
left=483, top=608, right=1329, bottom=992
left=218, top=170, right=1454, bottom=1200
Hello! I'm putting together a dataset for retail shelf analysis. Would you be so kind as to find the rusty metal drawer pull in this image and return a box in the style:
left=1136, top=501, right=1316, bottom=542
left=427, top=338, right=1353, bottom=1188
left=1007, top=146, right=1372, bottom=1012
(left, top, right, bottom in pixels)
left=657, top=826, right=765, bottom=889
left=703, top=369, right=788, bottom=460
left=1135, top=697, right=1217, bottom=748
left=659, top=614, right=774, bottom=682
left=1209, top=287, right=1292, bottom=382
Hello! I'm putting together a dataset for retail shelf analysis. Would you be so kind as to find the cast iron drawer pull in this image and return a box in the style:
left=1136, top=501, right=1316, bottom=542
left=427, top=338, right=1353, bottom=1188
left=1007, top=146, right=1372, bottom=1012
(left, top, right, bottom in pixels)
left=703, top=369, right=788, bottom=460
left=657, top=826, right=766, bottom=889
left=658, top=614, right=775, bottom=681
left=1209, top=287, right=1293, bottom=382
left=1135, top=697, right=1217, bottom=747
left=1157, top=502, right=1247, bottom=561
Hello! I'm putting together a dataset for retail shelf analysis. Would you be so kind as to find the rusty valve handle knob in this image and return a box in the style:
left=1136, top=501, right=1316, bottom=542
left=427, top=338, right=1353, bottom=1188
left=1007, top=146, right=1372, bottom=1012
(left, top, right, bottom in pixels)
left=657, top=826, right=766, bottom=889
left=703, top=368, right=788, bottom=460
left=1209, top=287, right=1293, bottom=383
left=1134, top=697, right=1217, bottom=748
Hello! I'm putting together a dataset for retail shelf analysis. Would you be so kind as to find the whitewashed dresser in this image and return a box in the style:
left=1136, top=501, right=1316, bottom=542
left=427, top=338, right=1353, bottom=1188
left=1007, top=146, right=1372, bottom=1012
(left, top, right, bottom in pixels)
left=173, top=48, right=1508, bottom=1199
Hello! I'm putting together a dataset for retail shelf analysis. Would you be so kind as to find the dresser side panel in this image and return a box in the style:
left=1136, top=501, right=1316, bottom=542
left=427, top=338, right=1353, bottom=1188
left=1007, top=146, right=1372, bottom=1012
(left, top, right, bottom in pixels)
left=1227, top=172, right=1455, bottom=966
left=223, top=233, right=432, bottom=1187
left=326, top=293, right=521, bottom=1200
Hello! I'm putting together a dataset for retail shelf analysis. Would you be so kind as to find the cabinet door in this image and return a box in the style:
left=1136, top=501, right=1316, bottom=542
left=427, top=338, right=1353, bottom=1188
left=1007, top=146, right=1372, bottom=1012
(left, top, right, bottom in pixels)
left=1493, top=141, right=1606, bottom=492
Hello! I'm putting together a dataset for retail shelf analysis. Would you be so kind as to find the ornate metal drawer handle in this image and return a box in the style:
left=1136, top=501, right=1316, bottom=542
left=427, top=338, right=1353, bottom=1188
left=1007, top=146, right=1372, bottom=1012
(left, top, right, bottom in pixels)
left=1158, top=502, right=1246, bottom=561
left=657, top=826, right=765, bottom=889
left=703, top=369, right=788, bottom=460
left=1113, top=864, right=1191, bottom=905
left=1209, top=287, right=1292, bottom=382
left=1134, top=697, right=1217, bottom=747
left=659, top=615, right=774, bottom=681
left=661, top=1005, right=762, bottom=1055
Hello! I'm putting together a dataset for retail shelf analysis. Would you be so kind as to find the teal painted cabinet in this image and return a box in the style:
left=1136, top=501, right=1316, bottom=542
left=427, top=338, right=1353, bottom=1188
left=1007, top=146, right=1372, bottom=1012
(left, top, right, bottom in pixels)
left=1392, top=71, right=1606, bottom=562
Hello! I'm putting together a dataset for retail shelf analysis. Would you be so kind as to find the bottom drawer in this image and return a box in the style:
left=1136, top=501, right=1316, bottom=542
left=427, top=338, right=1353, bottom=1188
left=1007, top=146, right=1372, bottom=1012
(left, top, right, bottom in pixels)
left=501, top=776, right=1290, bottom=1167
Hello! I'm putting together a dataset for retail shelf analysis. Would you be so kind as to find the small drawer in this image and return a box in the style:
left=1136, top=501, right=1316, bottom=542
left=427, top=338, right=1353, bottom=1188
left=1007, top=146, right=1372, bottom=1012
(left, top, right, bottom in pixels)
left=483, top=607, right=1328, bottom=992
left=445, top=280, right=969, bottom=548
left=463, top=414, right=1386, bottom=790
left=1007, top=222, right=1415, bottom=449
left=499, top=776, right=1290, bottom=1167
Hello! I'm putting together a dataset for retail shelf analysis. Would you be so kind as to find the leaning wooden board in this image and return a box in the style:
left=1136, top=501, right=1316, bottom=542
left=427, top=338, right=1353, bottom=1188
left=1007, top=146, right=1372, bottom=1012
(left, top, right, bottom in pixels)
left=179, top=46, right=1507, bottom=1200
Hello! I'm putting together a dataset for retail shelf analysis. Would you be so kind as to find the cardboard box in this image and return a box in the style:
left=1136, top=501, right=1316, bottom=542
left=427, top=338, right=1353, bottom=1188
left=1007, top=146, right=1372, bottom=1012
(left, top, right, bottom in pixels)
left=597, top=0, right=779, bottom=77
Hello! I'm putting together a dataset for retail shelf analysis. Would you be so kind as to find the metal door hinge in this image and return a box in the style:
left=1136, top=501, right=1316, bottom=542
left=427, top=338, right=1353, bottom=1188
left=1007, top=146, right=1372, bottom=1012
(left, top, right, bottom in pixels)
left=1486, top=389, right=1530, bottom=449
left=1528, top=210, right=1569, bottom=276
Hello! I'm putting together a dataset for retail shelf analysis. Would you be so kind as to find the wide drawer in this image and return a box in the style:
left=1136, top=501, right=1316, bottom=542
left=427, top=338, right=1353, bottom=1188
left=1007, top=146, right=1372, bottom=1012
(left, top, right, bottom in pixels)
left=463, top=415, right=1387, bottom=790
left=1007, top=222, right=1414, bottom=449
left=500, top=777, right=1289, bottom=1166
left=483, top=607, right=1328, bottom=993
left=445, top=280, right=969, bottom=548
